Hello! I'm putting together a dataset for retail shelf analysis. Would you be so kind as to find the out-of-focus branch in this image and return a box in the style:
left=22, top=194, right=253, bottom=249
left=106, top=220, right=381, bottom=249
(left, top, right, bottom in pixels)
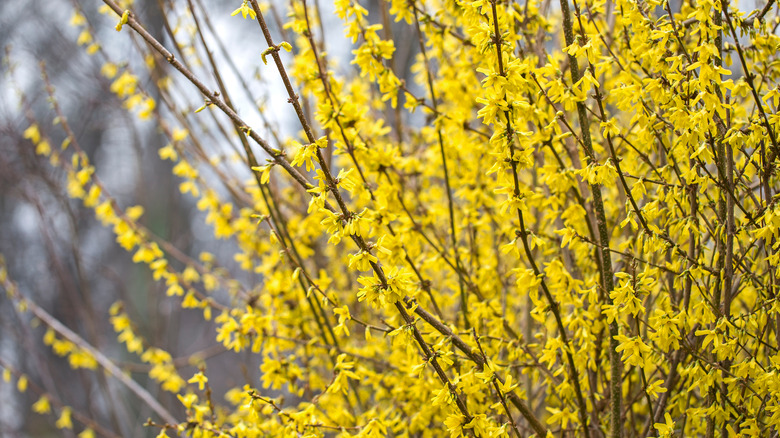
left=1, top=273, right=178, bottom=425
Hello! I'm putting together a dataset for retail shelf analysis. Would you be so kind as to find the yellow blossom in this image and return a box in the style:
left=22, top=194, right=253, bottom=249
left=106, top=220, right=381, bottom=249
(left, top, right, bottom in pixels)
left=231, top=1, right=256, bottom=19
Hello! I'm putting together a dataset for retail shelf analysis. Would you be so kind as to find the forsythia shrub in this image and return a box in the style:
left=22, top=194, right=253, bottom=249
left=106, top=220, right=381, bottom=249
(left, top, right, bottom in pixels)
left=3, top=0, right=780, bottom=436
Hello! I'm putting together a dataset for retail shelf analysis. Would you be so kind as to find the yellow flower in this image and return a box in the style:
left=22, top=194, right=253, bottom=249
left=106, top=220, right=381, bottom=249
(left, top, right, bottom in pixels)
left=188, top=371, right=208, bottom=391
left=290, top=140, right=321, bottom=172
left=76, top=30, right=92, bottom=46
left=614, top=334, right=652, bottom=368
left=443, top=414, right=464, bottom=438
left=110, top=71, right=138, bottom=98
left=348, top=250, right=378, bottom=271
left=653, top=413, right=675, bottom=437
left=16, top=375, right=28, bottom=392
left=125, top=205, right=144, bottom=221
left=56, top=407, right=73, bottom=430
left=177, top=393, right=198, bottom=410
left=84, top=185, right=101, bottom=208
left=172, top=127, right=189, bottom=142
left=32, top=396, right=51, bottom=414
left=158, top=144, right=178, bottom=161
left=115, top=10, right=130, bottom=32
left=23, top=124, right=40, bottom=144
left=230, top=1, right=256, bottom=19
left=100, top=63, right=118, bottom=78
left=78, top=428, right=95, bottom=438
left=69, top=12, right=86, bottom=27
left=359, top=419, right=386, bottom=438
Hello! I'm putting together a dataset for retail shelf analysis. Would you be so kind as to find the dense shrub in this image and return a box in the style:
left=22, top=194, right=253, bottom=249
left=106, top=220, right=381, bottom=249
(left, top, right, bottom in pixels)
left=3, top=0, right=780, bottom=436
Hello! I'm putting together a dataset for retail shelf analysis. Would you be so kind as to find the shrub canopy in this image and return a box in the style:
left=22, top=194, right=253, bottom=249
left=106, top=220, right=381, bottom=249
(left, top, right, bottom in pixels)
left=3, top=0, right=780, bottom=437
